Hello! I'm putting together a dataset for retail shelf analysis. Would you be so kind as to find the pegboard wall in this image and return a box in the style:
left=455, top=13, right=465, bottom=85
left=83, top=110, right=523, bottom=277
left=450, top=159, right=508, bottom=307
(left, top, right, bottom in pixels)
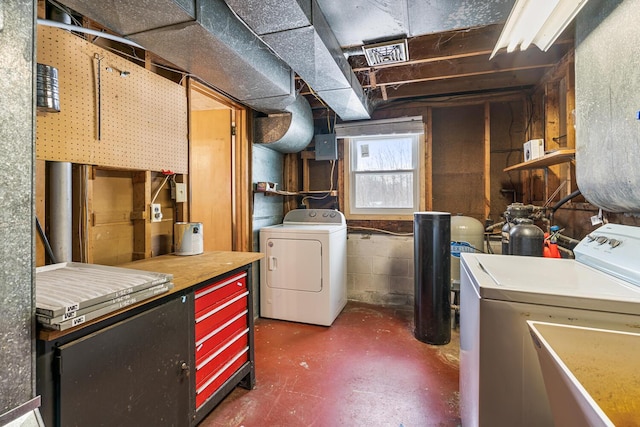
left=36, top=26, right=188, bottom=173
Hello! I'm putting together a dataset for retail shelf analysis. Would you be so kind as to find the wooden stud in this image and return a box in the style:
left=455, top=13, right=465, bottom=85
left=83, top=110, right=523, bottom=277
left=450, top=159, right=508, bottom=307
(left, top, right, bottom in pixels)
left=37, top=0, right=46, bottom=19
left=545, top=82, right=561, bottom=202
left=132, top=170, right=151, bottom=260
left=283, top=153, right=299, bottom=215
left=484, top=101, right=491, bottom=220
left=425, top=108, right=433, bottom=211
left=35, top=160, right=46, bottom=266
left=86, top=166, right=95, bottom=263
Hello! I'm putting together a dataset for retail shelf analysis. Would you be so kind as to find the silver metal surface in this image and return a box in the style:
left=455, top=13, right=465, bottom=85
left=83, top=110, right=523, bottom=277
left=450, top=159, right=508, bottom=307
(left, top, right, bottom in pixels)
left=55, top=0, right=196, bottom=35
left=49, top=162, right=73, bottom=263
left=254, top=95, right=314, bottom=153
left=316, top=0, right=512, bottom=47
left=0, top=0, right=35, bottom=414
left=575, top=0, right=637, bottom=213
left=225, top=0, right=371, bottom=120
left=37, top=19, right=144, bottom=48
left=36, top=64, right=60, bottom=112
left=128, top=3, right=296, bottom=113
left=36, top=262, right=173, bottom=317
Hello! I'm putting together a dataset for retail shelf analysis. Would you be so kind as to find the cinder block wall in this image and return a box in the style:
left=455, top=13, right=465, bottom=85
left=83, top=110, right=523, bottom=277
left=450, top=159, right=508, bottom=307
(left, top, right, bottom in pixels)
left=347, top=233, right=414, bottom=306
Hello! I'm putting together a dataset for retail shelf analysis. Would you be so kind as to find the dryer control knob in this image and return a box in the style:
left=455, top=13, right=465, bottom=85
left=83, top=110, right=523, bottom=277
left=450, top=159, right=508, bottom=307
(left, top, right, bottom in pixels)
left=330, top=212, right=336, bottom=218
left=308, top=211, right=317, bottom=217
left=609, top=239, right=621, bottom=248
left=322, top=212, right=329, bottom=217
left=596, top=236, right=608, bottom=245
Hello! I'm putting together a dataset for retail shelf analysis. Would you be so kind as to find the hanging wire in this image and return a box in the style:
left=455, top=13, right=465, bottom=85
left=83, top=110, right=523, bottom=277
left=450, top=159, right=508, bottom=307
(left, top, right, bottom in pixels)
left=301, top=160, right=336, bottom=204
left=347, top=226, right=413, bottom=237
left=151, top=174, right=174, bottom=204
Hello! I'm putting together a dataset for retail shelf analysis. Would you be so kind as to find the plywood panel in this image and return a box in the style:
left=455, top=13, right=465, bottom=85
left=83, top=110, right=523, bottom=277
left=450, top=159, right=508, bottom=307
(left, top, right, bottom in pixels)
left=432, top=105, right=485, bottom=220
left=490, top=100, right=526, bottom=222
left=36, top=26, right=188, bottom=173
left=90, top=169, right=134, bottom=265
left=190, top=109, right=233, bottom=251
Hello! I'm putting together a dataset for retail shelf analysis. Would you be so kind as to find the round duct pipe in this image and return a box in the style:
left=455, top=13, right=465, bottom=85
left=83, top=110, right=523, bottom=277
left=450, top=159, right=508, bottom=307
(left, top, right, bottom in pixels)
left=49, top=162, right=73, bottom=263
left=253, top=94, right=314, bottom=153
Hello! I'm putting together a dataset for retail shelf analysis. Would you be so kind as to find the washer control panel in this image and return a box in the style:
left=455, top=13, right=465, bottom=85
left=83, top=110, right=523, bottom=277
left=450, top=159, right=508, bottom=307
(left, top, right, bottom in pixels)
left=283, top=209, right=345, bottom=225
left=574, top=223, right=640, bottom=287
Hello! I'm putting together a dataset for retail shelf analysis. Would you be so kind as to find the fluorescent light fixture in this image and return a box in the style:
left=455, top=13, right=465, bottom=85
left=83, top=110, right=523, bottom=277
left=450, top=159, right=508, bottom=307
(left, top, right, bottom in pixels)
left=490, top=0, right=589, bottom=59
left=362, top=39, right=409, bottom=67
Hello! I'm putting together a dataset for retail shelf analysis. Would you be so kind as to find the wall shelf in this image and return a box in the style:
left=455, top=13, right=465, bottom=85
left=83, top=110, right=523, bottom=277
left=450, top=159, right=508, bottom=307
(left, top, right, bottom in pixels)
left=256, top=189, right=338, bottom=197
left=504, top=149, right=575, bottom=172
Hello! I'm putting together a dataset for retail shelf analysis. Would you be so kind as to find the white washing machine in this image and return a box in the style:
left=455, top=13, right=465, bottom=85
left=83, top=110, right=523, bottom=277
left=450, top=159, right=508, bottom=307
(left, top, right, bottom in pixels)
left=260, top=209, right=347, bottom=326
left=460, top=223, right=640, bottom=427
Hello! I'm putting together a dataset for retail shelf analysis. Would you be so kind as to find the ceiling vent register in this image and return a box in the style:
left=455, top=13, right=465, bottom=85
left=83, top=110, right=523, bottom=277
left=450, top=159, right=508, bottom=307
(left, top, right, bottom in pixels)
left=362, top=39, right=409, bottom=67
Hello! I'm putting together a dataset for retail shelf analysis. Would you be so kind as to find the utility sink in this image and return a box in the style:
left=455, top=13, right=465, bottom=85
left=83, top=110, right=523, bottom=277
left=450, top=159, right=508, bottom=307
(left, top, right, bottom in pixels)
left=527, top=321, right=640, bottom=427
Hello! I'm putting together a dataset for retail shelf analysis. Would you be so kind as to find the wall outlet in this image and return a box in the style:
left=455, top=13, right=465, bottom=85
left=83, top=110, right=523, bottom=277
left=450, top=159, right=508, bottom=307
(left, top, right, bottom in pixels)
left=150, top=203, right=163, bottom=222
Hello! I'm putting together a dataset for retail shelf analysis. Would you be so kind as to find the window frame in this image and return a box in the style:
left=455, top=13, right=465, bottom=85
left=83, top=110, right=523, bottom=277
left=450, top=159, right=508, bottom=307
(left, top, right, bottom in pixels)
left=343, top=132, right=426, bottom=220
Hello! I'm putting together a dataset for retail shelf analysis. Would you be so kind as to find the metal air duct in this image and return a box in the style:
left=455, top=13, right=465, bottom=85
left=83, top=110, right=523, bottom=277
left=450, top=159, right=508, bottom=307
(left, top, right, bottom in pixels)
left=224, top=0, right=371, bottom=121
left=254, top=95, right=314, bottom=153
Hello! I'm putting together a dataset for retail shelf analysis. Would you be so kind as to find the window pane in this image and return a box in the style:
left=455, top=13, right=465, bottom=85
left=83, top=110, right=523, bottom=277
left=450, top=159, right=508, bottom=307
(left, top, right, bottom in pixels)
left=353, top=137, right=413, bottom=171
left=354, top=172, right=414, bottom=208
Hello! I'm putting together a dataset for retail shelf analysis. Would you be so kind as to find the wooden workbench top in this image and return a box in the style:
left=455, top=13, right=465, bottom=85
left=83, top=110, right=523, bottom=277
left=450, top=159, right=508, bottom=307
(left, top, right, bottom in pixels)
left=38, top=251, right=263, bottom=341
left=118, top=251, right=264, bottom=293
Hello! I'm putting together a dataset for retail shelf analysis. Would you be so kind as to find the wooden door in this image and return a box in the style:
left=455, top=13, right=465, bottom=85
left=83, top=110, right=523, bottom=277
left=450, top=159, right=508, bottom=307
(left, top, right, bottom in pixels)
left=190, top=108, right=233, bottom=251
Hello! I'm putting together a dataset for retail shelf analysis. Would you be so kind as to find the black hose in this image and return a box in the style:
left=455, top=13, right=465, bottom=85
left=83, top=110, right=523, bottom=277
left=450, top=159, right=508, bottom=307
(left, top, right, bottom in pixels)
left=36, top=216, right=57, bottom=264
left=551, top=189, right=581, bottom=213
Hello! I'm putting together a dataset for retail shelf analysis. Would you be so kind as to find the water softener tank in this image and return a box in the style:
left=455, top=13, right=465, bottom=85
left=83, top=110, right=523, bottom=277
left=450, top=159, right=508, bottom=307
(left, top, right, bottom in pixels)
left=509, top=218, right=544, bottom=257
left=451, top=215, right=484, bottom=285
left=501, top=203, right=534, bottom=254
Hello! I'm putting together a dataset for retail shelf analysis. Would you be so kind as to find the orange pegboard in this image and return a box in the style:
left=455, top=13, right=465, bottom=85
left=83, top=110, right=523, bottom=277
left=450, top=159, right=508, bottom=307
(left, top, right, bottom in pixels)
left=36, top=26, right=188, bottom=173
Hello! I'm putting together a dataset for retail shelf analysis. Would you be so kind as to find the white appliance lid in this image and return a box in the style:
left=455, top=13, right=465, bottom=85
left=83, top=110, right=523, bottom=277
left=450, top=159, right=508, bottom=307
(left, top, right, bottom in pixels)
left=283, top=209, right=346, bottom=226
left=462, top=253, right=640, bottom=315
left=261, top=223, right=346, bottom=234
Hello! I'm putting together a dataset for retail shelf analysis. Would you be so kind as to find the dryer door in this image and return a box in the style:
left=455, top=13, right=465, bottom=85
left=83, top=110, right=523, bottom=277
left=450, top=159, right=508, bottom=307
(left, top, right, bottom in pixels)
left=265, top=238, right=322, bottom=292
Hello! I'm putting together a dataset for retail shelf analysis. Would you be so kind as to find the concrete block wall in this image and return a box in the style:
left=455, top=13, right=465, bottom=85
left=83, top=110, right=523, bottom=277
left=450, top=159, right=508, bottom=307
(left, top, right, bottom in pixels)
left=347, top=233, right=414, bottom=306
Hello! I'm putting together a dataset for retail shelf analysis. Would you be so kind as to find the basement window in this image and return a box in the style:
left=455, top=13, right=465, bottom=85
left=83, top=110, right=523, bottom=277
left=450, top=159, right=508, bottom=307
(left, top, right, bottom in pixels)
left=338, top=117, right=425, bottom=219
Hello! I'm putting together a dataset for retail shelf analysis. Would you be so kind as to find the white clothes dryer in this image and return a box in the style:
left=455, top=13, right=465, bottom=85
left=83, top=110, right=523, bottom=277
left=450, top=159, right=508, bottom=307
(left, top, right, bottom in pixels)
left=460, top=223, right=640, bottom=427
left=259, top=209, right=347, bottom=326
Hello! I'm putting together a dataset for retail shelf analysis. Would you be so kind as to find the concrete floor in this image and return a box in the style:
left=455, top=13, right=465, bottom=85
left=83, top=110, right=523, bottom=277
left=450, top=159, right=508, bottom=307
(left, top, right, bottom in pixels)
left=200, top=301, right=460, bottom=427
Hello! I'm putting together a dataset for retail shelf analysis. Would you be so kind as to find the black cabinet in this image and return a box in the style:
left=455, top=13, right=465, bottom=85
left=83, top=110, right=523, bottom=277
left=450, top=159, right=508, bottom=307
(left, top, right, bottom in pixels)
left=56, top=295, right=192, bottom=427
left=37, top=261, right=257, bottom=427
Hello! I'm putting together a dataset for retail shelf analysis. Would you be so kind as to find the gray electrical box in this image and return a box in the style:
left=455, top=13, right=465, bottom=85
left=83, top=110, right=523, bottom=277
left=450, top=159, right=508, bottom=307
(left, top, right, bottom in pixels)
left=314, top=133, right=337, bottom=160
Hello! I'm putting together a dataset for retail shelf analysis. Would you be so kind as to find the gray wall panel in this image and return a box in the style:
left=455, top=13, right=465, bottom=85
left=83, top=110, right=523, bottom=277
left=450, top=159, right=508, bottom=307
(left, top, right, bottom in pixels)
left=0, top=0, right=35, bottom=414
left=251, top=143, right=285, bottom=317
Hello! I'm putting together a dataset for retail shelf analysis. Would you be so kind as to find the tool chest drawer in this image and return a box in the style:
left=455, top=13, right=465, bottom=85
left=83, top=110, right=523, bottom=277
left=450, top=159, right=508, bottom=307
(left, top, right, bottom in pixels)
left=196, top=310, right=248, bottom=362
left=195, top=346, right=249, bottom=409
left=195, top=292, right=248, bottom=341
left=196, top=328, right=249, bottom=389
left=195, top=272, right=247, bottom=315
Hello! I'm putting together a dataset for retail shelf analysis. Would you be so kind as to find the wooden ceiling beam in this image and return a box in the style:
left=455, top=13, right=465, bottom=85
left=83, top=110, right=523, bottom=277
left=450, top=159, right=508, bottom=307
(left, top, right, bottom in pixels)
left=363, top=43, right=568, bottom=88
left=382, top=68, right=546, bottom=100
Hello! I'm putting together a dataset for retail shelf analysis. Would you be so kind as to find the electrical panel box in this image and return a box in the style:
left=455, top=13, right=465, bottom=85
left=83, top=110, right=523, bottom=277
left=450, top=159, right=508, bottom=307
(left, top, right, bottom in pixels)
left=314, top=133, right=337, bottom=161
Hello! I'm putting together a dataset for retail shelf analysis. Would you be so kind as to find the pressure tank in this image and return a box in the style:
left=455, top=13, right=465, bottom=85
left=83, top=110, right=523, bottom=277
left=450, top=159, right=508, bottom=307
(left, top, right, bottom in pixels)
left=509, top=218, right=544, bottom=257
left=451, top=215, right=485, bottom=285
left=501, top=203, right=534, bottom=254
